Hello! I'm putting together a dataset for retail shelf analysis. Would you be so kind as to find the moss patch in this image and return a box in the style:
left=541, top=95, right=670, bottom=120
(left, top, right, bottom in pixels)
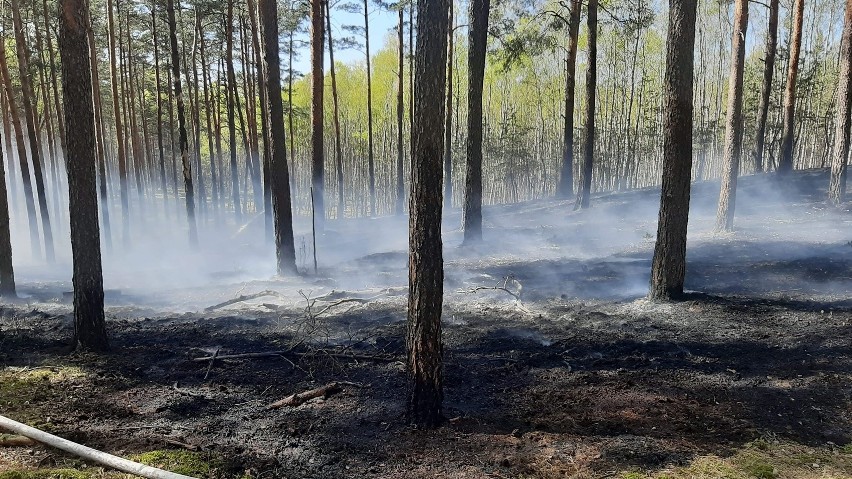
left=0, top=469, right=96, bottom=479
left=132, top=450, right=217, bottom=477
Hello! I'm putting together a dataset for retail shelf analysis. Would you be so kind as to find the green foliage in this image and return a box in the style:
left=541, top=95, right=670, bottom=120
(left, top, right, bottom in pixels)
left=132, top=450, right=218, bottom=476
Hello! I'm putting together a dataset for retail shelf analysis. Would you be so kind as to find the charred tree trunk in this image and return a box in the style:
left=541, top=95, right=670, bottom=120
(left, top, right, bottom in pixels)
left=462, top=0, right=489, bottom=244
left=310, top=0, right=326, bottom=228
left=575, top=0, right=596, bottom=210
left=752, top=0, right=778, bottom=174
left=248, top=0, right=273, bottom=237
left=259, top=0, right=298, bottom=275
left=167, top=0, right=198, bottom=244
left=829, top=0, right=852, bottom=204
left=715, top=0, right=748, bottom=231
left=408, top=0, right=449, bottom=429
left=649, top=0, right=697, bottom=301
left=778, top=0, right=804, bottom=175
left=11, top=0, right=54, bottom=261
left=557, top=0, right=581, bottom=198
left=59, top=0, right=109, bottom=351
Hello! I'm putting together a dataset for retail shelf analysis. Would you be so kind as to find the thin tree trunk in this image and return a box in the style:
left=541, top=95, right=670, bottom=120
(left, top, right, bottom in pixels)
left=443, top=1, right=454, bottom=208
left=167, top=0, right=198, bottom=244
left=11, top=0, right=54, bottom=261
left=106, top=0, right=130, bottom=245
left=575, top=0, right=596, bottom=210
left=557, top=0, right=581, bottom=198
left=408, top=0, right=449, bottom=429
left=325, top=0, right=345, bottom=218
left=310, top=0, right=326, bottom=228
left=86, top=20, right=112, bottom=251
left=649, top=0, right=697, bottom=301
left=462, top=0, right=490, bottom=244
left=0, top=101, right=13, bottom=297
left=778, top=0, right=804, bottom=175
left=226, top=0, right=242, bottom=222
left=59, top=0, right=109, bottom=351
left=396, top=6, right=405, bottom=215
left=248, top=0, right=273, bottom=236
left=198, top=12, right=219, bottom=217
left=752, top=0, right=779, bottom=174
left=0, top=36, right=40, bottom=259
left=829, top=0, right=852, bottom=204
left=364, top=0, right=376, bottom=215
left=715, top=0, right=748, bottom=231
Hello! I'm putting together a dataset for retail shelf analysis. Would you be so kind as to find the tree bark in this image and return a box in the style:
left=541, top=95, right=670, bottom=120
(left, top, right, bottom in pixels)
left=649, top=0, right=697, bottom=301
left=408, top=0, right=449, bottom=429
left=0, top=104, right=13, bottom=297
left=311, top=0, right=326, bottom=228
left=166, top=0, right=198, bottom=244
left=575, top=0, right=597, bottom=210
left=259, top=0, right=298, bottom=275
left=778, top=0, right=804, bottom=175
left=10, top=0, right=54, bottom=261
left=462, top=0, right=490, bottom=244
left=715, top=0, right=748, bottom=231
left=87, top=18, right=112, bottom=251
left=557, top=0, right=581, bottom=198
left=829, top=0, right=852, bottom=204
left=59, top=0, right=109, bottom=351
left=752, top=0, right=779, bottom=174
left=226, top=0, right=242, bottom=221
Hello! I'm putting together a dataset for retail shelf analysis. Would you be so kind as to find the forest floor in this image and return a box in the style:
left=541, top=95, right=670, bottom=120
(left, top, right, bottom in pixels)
left=1, top=169, right=852, bottom=479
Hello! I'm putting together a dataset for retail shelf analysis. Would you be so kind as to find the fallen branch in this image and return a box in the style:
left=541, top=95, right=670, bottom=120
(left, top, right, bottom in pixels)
left=192, top=350, right=397, bottom=363
left=0, top=415, right=197, bottom=479
left=458, top=276, right=524, bottom=302
left=267, top=381, right=365, bottom=409
left=203, top=347, right=220, bottom=380
left=204, top=291, right=281, bottom=312
left=0, top=434, right=36, bottom=447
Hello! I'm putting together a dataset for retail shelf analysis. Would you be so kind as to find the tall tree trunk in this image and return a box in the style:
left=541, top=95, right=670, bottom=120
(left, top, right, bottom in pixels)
left=190, top=11, right=207, bottom=220
left=288, top=29, right=296, bottom=184
left=44, top=0, right=67, bottom=158
left=829, top=0, right=852, bottom=204
left=752, top=0, right=779, bottom=174
left=715, top=0, right=748, bottom=231
left=396, top=5, right=405, bottom=215
left=167, top=0, right=198, bottom=244
left=106, top=0, right=130, bottom=245
left=443, top=0, right=454, bottom=208
left=326, top=0, right=345, bottom=218
left=310, top=0, right=325, bottom=228
left=11, top=0, right=54, bottom=261
left=0, top=105, right=13, bottom=297
left=198, top=13, right=219, bottom=216
left=778, top=0, right=804, bottom=175
left=248, top=0, right=273, bottom=236
left=259, top=0, right=298, bottom=275
left=0, top=46, right=39, bottom=258
left=86, top=20, right=112, bottom=251
left=152, top=4, right=170, bottom=214
left=59, top=0, right=109, bottom=351
left=557, top=0, right=581, bottom=198
left=649, top=0, right=697, bottom=301
left=226, top=0, right=242, bottom=221
left=462, top=0, right=490, bottom=244
left=408, top=0, right=449, bottom=429
left=575, top=0, right=596, bottom=210
left=364, top=0, right=376, bottom=215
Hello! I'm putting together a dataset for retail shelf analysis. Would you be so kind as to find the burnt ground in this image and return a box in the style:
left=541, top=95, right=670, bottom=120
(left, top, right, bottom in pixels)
left=1, top=169, right=852, bottom=478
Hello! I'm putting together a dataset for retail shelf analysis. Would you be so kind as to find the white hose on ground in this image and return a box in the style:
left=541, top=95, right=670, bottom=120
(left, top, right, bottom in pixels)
left=0, top=414, right=198, bottom=479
